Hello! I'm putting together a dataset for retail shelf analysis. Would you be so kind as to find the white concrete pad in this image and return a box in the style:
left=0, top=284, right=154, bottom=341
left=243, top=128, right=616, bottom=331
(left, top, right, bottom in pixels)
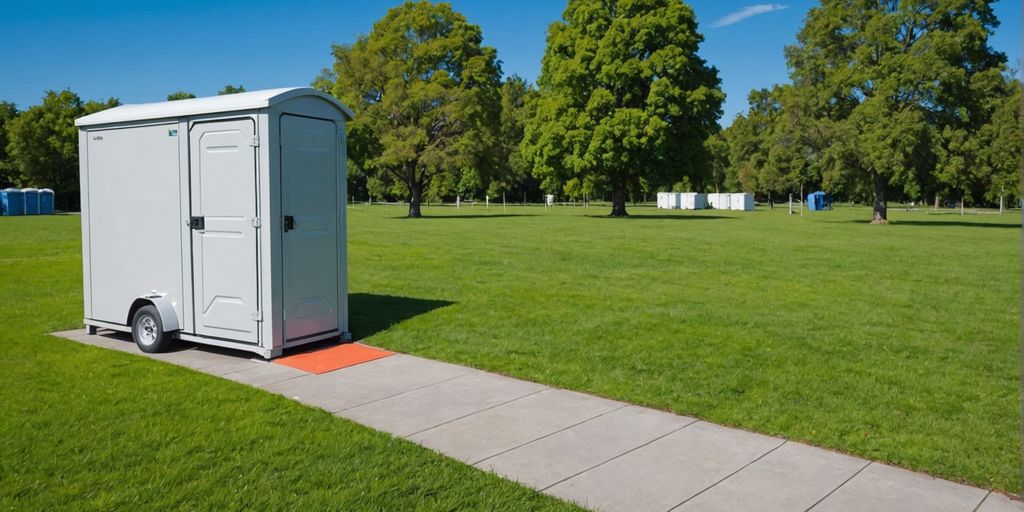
left=222, top=362, right=308, bottom=387
left=409, top=388, right=624, bottom=465
left=479, top=405, right=695, bottom=490
left=810, top=462, right=988, bottom=512
left=339, top=371, right=547, bottom=437
left=264, top=354, right=473, bottom=412
left=546, top=421, right=784, bottom=512
left=978, top=493, right=1024, bottom=512
left=674, top=441, right=867, bottom=512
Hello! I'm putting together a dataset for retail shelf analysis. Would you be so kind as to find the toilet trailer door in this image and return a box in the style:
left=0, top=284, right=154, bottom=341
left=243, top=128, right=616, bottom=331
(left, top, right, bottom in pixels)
left=280, top=115, right=340, bottom=342
left=188, top=119, right=260, bottom=343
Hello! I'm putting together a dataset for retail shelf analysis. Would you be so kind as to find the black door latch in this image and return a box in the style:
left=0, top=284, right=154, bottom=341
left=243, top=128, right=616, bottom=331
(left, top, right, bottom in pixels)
left=189, top=216, right=205, bottom=230
left=283, top=215, right=295, bottom=232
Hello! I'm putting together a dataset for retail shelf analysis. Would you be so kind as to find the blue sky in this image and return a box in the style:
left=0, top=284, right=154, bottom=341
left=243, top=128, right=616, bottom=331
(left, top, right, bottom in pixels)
left=2, top=1, right=1020, bottom=126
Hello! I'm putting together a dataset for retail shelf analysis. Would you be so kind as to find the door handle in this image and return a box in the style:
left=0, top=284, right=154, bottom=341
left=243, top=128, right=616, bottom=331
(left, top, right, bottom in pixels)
left=189, top=216, right=205, bottom=230
left=283, top=215, right=295, bottom=232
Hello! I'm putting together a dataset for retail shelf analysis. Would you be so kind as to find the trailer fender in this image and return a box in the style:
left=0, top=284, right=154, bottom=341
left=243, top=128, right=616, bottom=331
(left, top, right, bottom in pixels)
left=127, top=294, right=180, bottom=333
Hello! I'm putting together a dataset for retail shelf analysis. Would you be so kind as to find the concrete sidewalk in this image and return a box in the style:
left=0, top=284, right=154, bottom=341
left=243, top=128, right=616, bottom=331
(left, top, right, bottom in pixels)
left=54, top=329, right=1020, bottom=512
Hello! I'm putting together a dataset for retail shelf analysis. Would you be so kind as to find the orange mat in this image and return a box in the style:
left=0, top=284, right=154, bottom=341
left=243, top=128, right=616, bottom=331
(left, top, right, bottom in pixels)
left=274, top=343, right=393, bottom=374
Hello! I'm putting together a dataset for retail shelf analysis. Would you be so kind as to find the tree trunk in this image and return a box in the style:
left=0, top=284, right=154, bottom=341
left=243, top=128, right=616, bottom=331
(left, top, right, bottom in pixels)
left=870, top=170, right=888, bottom=224
left=609, top=183, right=628, bottom=217
left=407, top=180, right=423, bottom=218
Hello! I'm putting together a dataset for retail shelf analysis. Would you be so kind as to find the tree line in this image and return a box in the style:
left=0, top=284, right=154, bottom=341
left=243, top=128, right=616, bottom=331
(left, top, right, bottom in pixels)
left=1, top=0, right=1019, bottom=220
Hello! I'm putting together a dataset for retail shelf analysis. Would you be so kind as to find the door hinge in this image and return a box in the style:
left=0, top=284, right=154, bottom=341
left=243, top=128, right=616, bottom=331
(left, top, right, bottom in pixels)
left=251, top=310, right=263, bottom=322
left=251, top=217, right=261, bottom=228
left=249, top=136, right=260, bottom=147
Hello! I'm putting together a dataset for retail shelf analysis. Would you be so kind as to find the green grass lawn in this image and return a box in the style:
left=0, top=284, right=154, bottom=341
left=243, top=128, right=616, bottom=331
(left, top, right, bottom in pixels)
left=0, top=216, right=580, bottom=511
left=348, top=203, right=1020, bottom=492
left=1, top=204, right=1019, bottom=506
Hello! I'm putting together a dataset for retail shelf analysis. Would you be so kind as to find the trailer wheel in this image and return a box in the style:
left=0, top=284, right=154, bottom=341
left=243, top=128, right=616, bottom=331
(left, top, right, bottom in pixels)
left=132, top=305, right=172, bottom=353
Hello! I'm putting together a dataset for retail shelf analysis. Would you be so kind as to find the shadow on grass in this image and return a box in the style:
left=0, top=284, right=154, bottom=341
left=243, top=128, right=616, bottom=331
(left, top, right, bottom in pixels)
left=826, top=219, right=1019, bottom=229
left=392, top=214, right=539, bottom=219
left=350, top=293, right=454, bottom=340
left=584, top=214, right=735, bottom=220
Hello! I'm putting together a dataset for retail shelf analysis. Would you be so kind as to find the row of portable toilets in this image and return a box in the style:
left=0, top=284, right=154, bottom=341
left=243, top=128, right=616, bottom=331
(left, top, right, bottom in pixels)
left=1, top=188, right=56, bottom=216
left=656, top=192, right=755, bottom=211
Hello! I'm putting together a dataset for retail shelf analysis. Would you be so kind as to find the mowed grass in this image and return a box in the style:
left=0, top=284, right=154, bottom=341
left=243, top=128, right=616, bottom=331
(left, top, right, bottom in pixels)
left=348, top=203, right=1021, bottom=492
left=0, top=216, right=580, bottom=510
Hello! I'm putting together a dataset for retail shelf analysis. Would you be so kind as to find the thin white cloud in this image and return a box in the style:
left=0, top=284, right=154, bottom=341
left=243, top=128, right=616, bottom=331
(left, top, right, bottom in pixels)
left=711, top=4, right=788, bottom=28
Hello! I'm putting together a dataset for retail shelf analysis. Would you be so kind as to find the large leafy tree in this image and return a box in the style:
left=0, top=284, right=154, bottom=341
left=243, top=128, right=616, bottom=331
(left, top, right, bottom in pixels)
left=785, top=0, right=1008, bottom=223
left=0, top=102, right=18, bottom=188
left=327, top=0, right=502, bottom=217
left=523, top=0, right=723, bottom=216
left=167, top=91, right=196, bottom=101
left=6, top=90, right=119, bottom=210
left=487, top=75, right=540, bottom=200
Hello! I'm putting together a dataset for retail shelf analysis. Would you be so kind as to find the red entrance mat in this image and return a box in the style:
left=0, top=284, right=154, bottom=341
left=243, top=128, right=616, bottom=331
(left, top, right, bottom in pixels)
left=274, top=343, right=393, bottom=374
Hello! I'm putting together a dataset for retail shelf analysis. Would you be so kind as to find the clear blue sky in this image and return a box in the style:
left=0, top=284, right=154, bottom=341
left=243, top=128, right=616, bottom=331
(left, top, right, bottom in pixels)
left=3, top=1, right=1020, bottom=125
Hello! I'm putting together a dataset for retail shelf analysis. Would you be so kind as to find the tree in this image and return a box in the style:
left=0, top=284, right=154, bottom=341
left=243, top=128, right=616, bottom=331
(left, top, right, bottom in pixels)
left=488, top=75, right=541, bottom=200
left=522, top=0, right=723, bottom=216
left=785, top=0, right=1008, bottom=223
left=167, top=91, right=196, bottom=101
left=6, top=90, right=119, bottom=210
left=218, top=85, right=246, bottom=95
left=326, top=0, right=502, bottom=217
left=0, top=102, right=18, bottom=188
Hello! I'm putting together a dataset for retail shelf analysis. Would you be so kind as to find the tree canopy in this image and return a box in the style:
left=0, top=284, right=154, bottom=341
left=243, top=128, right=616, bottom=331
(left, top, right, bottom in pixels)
left=217, top=85, right=246, bottom=95
left=5, top=90, right=119, bottom=209
left=325, top=0, right=502, bottom=217
left=523, top=0, right=724, bottom=216
left=166, top=91, right=196, bottom=101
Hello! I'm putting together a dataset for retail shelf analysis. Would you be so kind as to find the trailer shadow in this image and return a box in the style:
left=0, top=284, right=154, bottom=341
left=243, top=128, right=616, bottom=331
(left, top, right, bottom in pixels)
left=391, top=214, right=538, bottom=219
left=349, top=293, right=454, bottom=340
left=826, top=219, right=1019, bottom=229
left=584, top=214, right=735, bottom=220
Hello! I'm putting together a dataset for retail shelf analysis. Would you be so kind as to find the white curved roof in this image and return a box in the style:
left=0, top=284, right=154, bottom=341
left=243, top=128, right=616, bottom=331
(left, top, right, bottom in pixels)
left=75, top=87, right=354, bottom=127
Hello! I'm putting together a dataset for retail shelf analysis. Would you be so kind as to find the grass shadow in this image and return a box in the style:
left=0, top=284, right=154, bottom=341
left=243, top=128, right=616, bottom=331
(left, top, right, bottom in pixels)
left=350, top=293, right=454, bottom=340
left=584, top=214, right=735, bottom=220
left=392, top=214, right=539, bottom=219
left=826, top=219, right=1019, bottom=229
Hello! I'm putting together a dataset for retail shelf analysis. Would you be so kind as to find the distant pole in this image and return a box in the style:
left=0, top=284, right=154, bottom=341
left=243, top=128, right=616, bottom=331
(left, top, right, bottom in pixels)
left=457, top=195, right=460, bottom=209
left=503, top=192, right=506, bottom=212
left=486, top=195, right=489, bottom=209
left=788, top=194, right=793, bottom=215
left=1000, top=194, right=1005, bottom=214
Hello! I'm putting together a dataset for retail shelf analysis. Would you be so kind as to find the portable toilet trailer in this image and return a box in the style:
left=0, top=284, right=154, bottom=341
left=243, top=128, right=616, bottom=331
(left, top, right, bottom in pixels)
left=22, top=188, right=39, bottom=215
left=667, top=192, right=681, bottom=209
left=708, top=193, right=731, bottom=210
left=1, top=188, right=23, bottom=216
left=38, top=189, right=55, bottom=214
left=75, top=87, right=354, bottom=358
left=730, top=193, right=755, bottom=211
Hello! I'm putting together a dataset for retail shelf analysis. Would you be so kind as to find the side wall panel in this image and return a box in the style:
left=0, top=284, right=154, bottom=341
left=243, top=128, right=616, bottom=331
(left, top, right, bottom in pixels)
left=84, top=123, right=185, bottom=326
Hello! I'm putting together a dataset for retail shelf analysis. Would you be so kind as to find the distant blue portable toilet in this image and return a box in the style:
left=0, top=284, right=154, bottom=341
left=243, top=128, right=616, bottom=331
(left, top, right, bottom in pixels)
left=807, top=191, right=828, bottom=211
left=39, top=189, right=55, bottom=214
left=1, top=188, right=24, bottom=216
left=22, top=188, right=39, bottom=215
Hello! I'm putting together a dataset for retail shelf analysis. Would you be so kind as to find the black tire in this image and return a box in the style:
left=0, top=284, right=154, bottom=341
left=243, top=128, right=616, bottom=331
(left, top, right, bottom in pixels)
left=132, top=305, right=173, bottom=353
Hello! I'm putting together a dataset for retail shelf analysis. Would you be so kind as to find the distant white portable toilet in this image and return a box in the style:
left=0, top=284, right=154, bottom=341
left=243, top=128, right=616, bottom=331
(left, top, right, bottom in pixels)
left=680, top=192, right=707, bottom=210
left=656, top=192, right=669, bottom=209
left=667, top=192, right=681, bottom=209
left=545, top=194, right=555, bottom=206
left=708, top=193, right=731, bottom=210
left=74, top=87, right=354, bottom=359
left=731, top=193, right=755, bottom=211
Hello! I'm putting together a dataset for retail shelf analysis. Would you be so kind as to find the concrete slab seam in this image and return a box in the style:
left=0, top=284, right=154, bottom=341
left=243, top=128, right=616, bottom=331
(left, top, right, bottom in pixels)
left=404, top=387, right=551, bottom=439
left=668, top=439, right=789, bottom=512
left=328, top=368, right=479, bottom=414
left=538, top=418, right=702, bottom=492
left=803, top=461, right=873, bottom=512
left=471, top=403, right=631, bottom=466
left=971, top=491, right=994, bottom=512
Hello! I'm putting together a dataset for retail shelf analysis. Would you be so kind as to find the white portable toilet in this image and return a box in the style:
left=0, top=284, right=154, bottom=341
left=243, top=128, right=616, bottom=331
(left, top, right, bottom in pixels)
left=545, top=194, right=555, bottom=206
left=667, top=192, right=681, bottom=209
left=708, top=193, right=731, bottom=210
left=680, top=192, right=706, bottom=210
left=656, top=192, right=668, bottom=209
left=731, top=193, right=755, bottom=211
left=75, top=88, right=354, bottom=358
